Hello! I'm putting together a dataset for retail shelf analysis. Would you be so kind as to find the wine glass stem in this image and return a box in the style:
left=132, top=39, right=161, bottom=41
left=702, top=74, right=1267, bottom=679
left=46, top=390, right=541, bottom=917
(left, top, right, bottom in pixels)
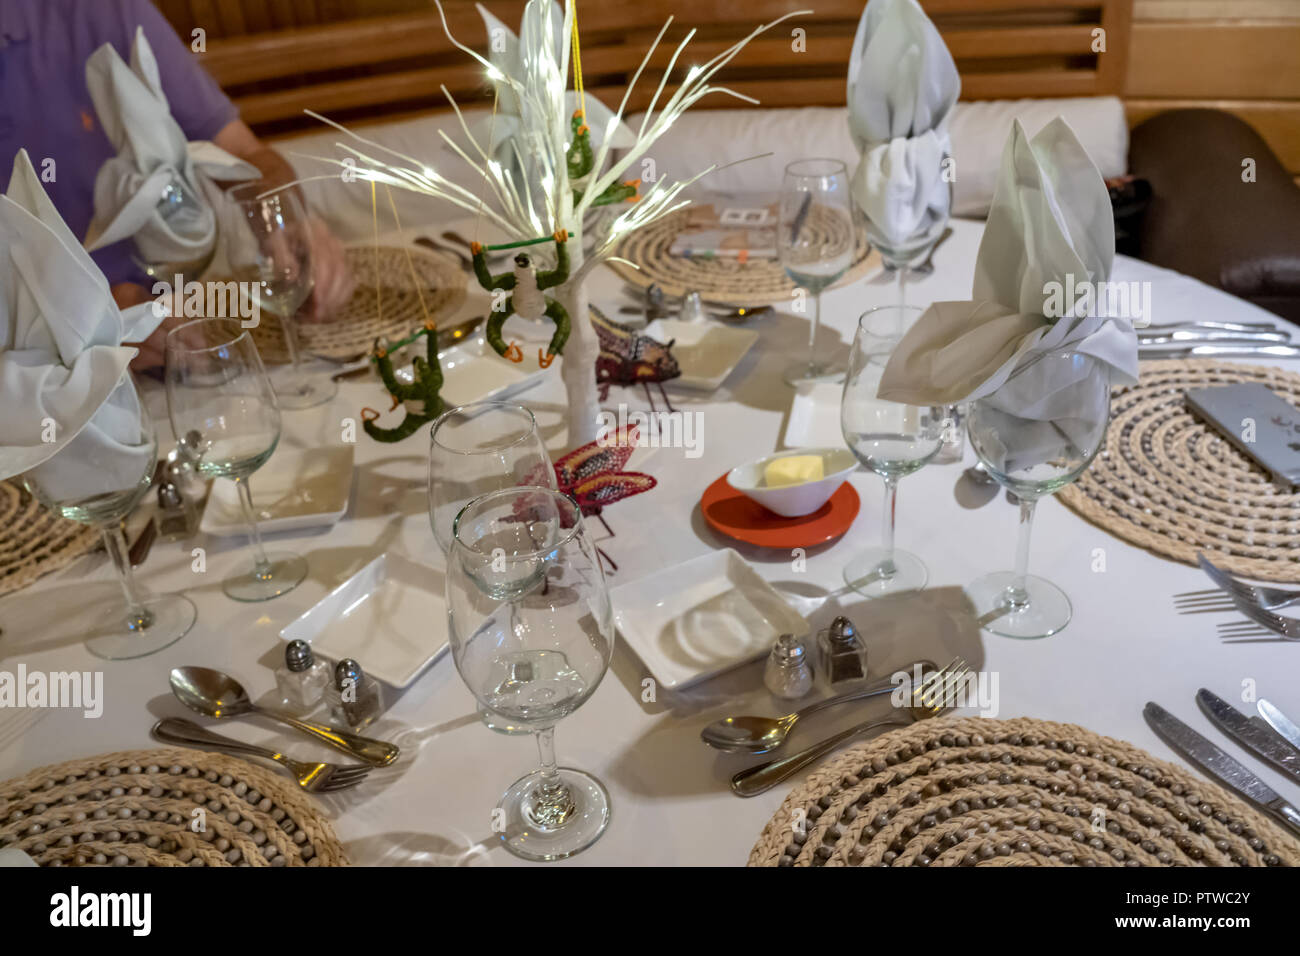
left=1008, top=497, right=1037, bottom=610
left=234, top=477, right=274, bottom=579
left=101, top=524, right=153, bottom=631
left=879, top=476, right=899, bottom=577
left=281, top=309, right=308, bottom=391
left=807, top=290, right=822, bottom=373
left=897, top=265, right=907, bottom=308
left=529, top=725, right=575, bottom=829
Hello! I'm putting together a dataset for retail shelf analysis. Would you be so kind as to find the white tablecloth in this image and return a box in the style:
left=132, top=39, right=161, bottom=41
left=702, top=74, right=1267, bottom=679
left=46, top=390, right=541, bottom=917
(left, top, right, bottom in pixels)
left=3, top=216, right=1297, bottom=866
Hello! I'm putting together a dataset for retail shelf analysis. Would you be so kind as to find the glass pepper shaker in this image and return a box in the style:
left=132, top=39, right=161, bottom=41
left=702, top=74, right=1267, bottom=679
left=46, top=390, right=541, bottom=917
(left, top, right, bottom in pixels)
left=274, top=640, right=330, bottom=715
left=325, top=658, right=383, bottom=731
left=815, top=616, right=868, bottom=692
left=764, top=633, right=814, bottom=700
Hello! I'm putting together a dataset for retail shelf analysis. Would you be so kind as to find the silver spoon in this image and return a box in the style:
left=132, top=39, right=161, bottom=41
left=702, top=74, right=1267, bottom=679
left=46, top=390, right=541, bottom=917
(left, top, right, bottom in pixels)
left=169, top=666, right=399, bottom=767
left=700, top=659, right=935, bottom=754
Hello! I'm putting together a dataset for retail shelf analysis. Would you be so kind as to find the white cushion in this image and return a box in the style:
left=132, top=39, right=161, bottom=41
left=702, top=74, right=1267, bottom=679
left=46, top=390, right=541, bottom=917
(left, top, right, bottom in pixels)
left=274, top=96, right=1128, bottom=238
left=624, top=96, right=1127, bottom=219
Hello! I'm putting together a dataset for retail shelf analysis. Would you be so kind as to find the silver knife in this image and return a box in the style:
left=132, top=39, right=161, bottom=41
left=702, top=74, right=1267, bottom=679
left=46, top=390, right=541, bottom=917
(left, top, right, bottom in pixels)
left=1140, top=344, right=1300, bottom=360
left=1143, top=701, right=1300, bottom=837
left=1196, top=688, right=1300, bottom=785
left=1143, top=320, right=1280, bottom=334
left=1258, top=699, right=1300, bottom=756
left=1136, top=330, right=1289, bottom=344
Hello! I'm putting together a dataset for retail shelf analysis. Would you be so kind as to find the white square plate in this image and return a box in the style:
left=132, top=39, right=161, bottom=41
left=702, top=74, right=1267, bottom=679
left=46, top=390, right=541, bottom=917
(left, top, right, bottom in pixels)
left=396, top=331, right=547, bottom=407
left=200, top=445, right=354, bottom=537
left=609, top=549, right=808, bottom=691
left=644, top=319, right=759, bottom=391
left=784, top=381, right=843, bottom=449
left=280, top=552, right=448, bottom=688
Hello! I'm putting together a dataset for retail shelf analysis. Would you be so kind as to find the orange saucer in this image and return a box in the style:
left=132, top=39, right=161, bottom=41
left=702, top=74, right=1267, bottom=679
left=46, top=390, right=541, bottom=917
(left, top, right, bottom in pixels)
left=700, top=473, right=860, bottom=549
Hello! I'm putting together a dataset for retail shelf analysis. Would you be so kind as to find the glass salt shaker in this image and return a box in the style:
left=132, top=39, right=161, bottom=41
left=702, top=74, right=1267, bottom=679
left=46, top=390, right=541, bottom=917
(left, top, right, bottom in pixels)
left=274, top=639, right=330, bottom=715
left=815, top=616, right=868, bottom=693
left=325, top=658, right=383, bottom=731
left=764, top=633, right=814, bottom=700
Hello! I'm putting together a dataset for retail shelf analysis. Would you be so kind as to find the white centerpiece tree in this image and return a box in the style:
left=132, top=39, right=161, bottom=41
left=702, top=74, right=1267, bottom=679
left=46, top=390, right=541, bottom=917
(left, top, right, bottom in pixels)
left=307, top=0, right=806, bottom=444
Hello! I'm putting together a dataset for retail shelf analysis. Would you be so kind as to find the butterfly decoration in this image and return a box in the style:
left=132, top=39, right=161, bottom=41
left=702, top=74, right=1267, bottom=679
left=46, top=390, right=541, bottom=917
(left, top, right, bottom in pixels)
left=591, top=306, right=680, bottom=414
left=515, top=424, right=655, bottom=573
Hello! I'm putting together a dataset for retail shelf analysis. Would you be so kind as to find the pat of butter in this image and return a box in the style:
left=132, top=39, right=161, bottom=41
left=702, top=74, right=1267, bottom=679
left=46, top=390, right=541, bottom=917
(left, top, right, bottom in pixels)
left=764, top=455, right=824, bottom=488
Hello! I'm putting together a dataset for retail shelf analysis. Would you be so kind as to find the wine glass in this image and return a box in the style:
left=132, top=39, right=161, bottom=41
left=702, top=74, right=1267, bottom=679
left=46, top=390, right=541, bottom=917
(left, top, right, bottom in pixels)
left=22, top=384, right=197, bottom=660
left=429, top=401, right=557, bottom=734
left=778, top=158, right=855, bottom=385
left=223, top=182, right=335, bottom=410
left=862, top=152, right=952, bottom=308
left=966, top=349, right=1111, bottom=638
left=446, top=487, right=615, bottom=861
left=132, top=174, right=218, bottom=285
left=840, top=305, right=948, bottom=596
left=164, top=318, right=307, bottom=602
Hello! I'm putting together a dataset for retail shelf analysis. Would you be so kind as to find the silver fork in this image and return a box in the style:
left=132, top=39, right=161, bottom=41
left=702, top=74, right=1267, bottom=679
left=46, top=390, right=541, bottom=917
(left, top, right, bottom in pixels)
left=152, top=718, right=373, bottom=793
left=1175, top=552, right=1300, bottom=614
left=1217, top=597, right=1300, bottom=641
left=730, top=658, right=970, bottom=797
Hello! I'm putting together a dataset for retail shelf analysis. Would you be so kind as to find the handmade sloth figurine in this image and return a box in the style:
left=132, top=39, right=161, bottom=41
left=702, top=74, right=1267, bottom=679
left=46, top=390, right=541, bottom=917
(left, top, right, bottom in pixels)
left=361, top=320, right=445, bottom=442
left=473, top=230, right=572, bottom=369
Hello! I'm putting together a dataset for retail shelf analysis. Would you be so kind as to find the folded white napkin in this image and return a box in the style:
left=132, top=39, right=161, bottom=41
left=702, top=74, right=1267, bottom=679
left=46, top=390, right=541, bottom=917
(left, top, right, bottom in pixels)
left=83, top=27, right=257, bottom=268
left=0, top=150, right=161, bottom=502
left=846, top=0, right=960, bottom=248
left=878, top=118, right=1137, bottom=470
left=465, top=2, right=634, bottom=168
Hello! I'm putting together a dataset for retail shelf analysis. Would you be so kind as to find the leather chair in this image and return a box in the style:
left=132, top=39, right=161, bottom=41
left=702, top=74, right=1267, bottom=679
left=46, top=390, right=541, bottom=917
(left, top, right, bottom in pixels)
left=1128, top=109, right=1300, bottom=324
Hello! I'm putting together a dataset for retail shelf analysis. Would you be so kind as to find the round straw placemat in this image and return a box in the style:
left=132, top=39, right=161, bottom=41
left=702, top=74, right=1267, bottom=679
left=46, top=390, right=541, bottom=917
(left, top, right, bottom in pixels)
left=251, top=244, right=466, bottom=363
left=608, top=209, right=879, bottom=307
left=1058, top=359, right=1300, bottom=582
left=748, top=716, right=1299, bottom=867
left=0, top=748, right=347, bottom=867
left=0, top=480, right=98, bottom=599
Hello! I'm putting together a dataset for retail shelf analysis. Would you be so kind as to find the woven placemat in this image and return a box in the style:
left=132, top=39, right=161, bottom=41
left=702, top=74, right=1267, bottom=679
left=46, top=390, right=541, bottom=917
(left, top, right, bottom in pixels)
left=748, top=716, right=1299, bottom=867
left=251, top=244, right=466, bottom=363
left=608, top=209, right=879, bottom=307
left=1058, top=359, right=1300, bottom=582
left=0, top=748, right=347, bottom=867
left=0, top=480, right=99, bottom=599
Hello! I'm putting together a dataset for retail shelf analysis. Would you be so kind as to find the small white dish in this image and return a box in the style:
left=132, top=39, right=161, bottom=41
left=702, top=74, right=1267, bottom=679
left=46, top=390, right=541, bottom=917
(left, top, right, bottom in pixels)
left=609, top=549, right=808, bottom=691
left=396, top=331, right=547, bottom=407
left=280, top=552, right=448, bottom=688
left=644, top=318, right=759, bottom=391
left=726, top=447, right=858, bottom=518
left=784, top=381, right=844, bottom=448
left=201, top=446, right=354, bottom=537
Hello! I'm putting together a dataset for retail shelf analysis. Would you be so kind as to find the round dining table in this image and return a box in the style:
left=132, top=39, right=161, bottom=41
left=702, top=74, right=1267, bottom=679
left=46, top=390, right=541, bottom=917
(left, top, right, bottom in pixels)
left=3, top=215, right=1297, bottom=866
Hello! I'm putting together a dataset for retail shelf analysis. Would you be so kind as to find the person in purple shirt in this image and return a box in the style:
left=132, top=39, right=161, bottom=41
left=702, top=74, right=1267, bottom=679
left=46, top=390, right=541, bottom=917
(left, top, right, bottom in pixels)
left=0, top=0, right=354, bottom=367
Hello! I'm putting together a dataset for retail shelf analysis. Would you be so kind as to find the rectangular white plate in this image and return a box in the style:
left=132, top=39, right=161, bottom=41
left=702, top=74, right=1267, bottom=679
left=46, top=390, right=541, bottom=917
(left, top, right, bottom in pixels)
left=398, top=331, right=546, bottom=407
left=784, top=381, right=844, bottom=449
left=200, top=445, right=354, bottom=537
left=644, top=319, right=759, bottom=391
left=280, top=552, right=448, bottom=689
left=609, top=549, right=808, bottom=691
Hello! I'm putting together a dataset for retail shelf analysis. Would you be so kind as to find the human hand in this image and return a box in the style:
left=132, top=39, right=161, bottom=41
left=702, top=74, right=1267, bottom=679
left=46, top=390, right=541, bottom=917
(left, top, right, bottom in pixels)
left=115, top=283, right=184, bottom=371
left=301, top=216, right=356, bottom=323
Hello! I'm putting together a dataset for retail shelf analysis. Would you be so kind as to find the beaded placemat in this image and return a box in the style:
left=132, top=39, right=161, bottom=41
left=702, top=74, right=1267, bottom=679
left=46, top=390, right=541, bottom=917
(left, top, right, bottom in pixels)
left=1058, top=359, right=1300, bottom=582
left=251, top=244, right=466, bottom=363
left=748, top=716, right=1299, bottom=867
left=608, top=209, right=880, bottom=307
left=0, top=480, right=99, bottom=599
left=0, top=748, right=347, bottom=866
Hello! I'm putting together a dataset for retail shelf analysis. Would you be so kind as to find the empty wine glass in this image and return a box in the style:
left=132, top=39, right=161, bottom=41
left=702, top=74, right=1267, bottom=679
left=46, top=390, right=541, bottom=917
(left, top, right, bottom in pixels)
left=778, top=158, right=855, bottom=385
left=22, top=385, right=196, bottom=660
left=223, top=182, right=335, bottom=410
left=841, top=305, right=948, bottom=596
left=862, top=152, right=952, bottom=308
left=966, top=349, right=1111, bottom=638
left=446, top=487, right=614, bottom=861
left=429, top=401, right=557, bottom=735
left=164, top=318, right=307, bottom=602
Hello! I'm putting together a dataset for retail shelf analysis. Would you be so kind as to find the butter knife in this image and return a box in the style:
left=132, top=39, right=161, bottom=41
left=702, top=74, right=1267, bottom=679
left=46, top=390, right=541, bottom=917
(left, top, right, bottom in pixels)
left=1140, top=344, right=1300, bottom=360
left=1258, top=699, right=1300, bottom=756
left=1143, top=701, right=1300, bottom=837
left=1196, top=689, right=1300, bottom=785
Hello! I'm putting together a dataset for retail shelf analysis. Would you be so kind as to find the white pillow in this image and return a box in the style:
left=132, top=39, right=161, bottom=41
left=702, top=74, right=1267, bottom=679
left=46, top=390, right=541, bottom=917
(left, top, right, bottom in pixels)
left=623, top=96, right=1128, bottom=219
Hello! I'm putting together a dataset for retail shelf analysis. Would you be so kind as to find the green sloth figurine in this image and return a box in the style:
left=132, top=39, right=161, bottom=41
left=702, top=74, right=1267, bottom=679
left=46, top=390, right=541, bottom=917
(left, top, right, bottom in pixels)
left=472, top=110, right=639, bottom=368
left=361, top=320, right=445, bottom=442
